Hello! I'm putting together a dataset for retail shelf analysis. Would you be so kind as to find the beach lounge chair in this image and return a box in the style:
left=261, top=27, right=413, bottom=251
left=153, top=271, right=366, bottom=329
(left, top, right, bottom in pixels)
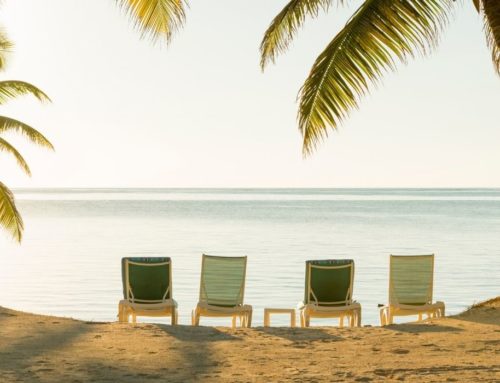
left=379, top=254, right=445, bottom=325
left=118, top=257, right=178, bottom=324
left=192, top=254, right=252, bottom=328
left=298, top=259, right=362, bottom=327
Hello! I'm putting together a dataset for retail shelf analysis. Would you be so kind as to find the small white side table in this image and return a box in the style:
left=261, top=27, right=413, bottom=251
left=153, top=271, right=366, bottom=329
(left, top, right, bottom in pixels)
left=263, top=308, right=296, bottom=327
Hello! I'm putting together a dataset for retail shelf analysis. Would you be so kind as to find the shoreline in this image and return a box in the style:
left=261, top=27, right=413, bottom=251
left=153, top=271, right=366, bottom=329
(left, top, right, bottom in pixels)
left=0, top=297, right=498, bottom=382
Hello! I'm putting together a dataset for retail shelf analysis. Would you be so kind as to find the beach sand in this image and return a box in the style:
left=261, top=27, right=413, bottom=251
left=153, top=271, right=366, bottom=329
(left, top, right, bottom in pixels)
left=0, top=298, right=498, bottom=382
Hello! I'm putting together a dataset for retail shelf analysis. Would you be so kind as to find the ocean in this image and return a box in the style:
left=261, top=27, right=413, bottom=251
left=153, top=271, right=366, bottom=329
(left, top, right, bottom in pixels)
left=1, top=188, right=498, bottom=326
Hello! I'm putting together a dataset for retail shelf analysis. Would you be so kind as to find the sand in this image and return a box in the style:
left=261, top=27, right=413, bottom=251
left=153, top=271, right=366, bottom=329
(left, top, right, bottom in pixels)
left=0, top=298, right=498, bottom=382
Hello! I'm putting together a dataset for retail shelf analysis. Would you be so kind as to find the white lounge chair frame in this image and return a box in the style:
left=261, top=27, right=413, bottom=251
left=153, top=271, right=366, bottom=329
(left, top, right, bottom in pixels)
left=379, top=254, right=445, bottom=325
left=298, top=261, right=362, bottom=328
left=192, top=254, right=252, bottom=328
left=118, top=259, right=178, bottom=324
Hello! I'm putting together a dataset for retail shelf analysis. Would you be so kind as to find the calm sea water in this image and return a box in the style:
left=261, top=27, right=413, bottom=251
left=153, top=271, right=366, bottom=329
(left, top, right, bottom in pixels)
left=0, top=188, right=498, bottom=326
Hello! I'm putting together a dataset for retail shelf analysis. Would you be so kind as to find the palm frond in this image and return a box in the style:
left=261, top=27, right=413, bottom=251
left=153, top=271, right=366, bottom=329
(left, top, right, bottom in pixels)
left=0, top=81, right=51, bottom=105
left=298, top=0, right=455, bottom=155
left=473, top=0, right=480, bottom=12
left=0, top=137, right=31, bottom=176
left=260, top=0, right=347, bottom=69
left=481, top=0, right=500, bottom=73
left=0, top=29, right=13, bottom=71
left=0, top=116, right=54, bottom=150
left=116, top=0, right=187, bottom=43
left=0, top=181, right=23, bottom=242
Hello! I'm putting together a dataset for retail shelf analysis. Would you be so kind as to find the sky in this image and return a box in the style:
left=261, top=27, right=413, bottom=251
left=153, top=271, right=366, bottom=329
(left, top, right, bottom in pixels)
left=0, top=0, right=499, bottom=188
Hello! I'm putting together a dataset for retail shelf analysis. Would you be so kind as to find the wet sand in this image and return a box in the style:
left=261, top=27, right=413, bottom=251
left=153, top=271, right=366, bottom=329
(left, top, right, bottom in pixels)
left=0, top=297, right=498, bottom=382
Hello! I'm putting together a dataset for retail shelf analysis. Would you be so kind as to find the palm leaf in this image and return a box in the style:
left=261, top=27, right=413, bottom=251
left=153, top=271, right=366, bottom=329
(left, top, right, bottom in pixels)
left=0, top=81, right=51, bottom=105
left=481, top=0, right=500, bottom=73
left=0, top=137, right=31, bottom=176
left=473, top=0, right=480, bottom=12
left=298, top=0, right=455, bottom=155
left=0, top=181, right=23, bottom=242
left=116, top=0, right=186, bottom=43
left=260, top=0, right=347, bottom=69
left=0, top=116, right=54, bottom=150
left=0, top=29, right=13, bottom=71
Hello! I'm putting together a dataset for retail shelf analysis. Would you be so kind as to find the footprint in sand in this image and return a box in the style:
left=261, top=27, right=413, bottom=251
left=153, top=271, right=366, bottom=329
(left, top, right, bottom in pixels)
left=354, top=377, right=373, bottom=382
left=35, top=368, right=54, bottom=372
left=391, top=348, right=410, bottom=354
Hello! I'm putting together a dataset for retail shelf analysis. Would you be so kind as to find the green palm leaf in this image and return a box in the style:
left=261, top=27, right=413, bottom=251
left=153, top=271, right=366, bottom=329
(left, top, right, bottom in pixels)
left=0, top=137, right=31, bottom=176
left=0, top=116, right=54, bottom=150
left=260, top=0, right=346, bottom=69
left=298, top=0, right=455, bottom=155
left=473, top=0, right=480, bottom=12
left=0, top=81, right=51, bottom=105
left=0, top=29, right=13, bottom=71
left=0, top=181, right=23, bottom=242
left=481, top=0, right=500, bottom=73
left=116, top=0, right=187, bottom=43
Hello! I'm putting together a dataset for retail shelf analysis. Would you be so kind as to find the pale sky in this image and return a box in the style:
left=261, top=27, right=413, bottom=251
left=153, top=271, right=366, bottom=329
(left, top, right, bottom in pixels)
left=0, top=0, right=499, bottom=188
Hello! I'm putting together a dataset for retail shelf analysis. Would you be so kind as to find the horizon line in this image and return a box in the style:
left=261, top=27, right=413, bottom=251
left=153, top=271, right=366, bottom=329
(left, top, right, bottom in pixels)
left=11, top=186, right=500, bottom=191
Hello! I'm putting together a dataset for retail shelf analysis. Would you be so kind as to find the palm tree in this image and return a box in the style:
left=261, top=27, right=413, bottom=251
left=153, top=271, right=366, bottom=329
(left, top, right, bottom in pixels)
left=0, top=32, right=53, bottom=242
left=0, top=0, right=185, bottom=242
left=260, top=0, right=500, bottom=155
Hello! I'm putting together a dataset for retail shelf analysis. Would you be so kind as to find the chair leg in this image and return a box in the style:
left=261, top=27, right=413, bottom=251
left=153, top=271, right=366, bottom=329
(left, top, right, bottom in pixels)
left=380, top=308, right=386, bottom=326
left=132, top=313, right=137, bottom=324
left=125, top=308, right=131, bottom=323
left=339, top=316, right=344, bottom=328
left=356, top=308, right=362, bottom=327
left=192, top=309, right=200, bottom=326
left=231, top=316, right=236, bottom=329
left=388, top=308, right=394, bottom=325
left=195, top=311, right=200, bottom=326
left=118, top=303, right=124, bottom=323
left=171, top=310, right=176, bottom=325
left=246, top=309, right=252, bottom=328
left=300, top=311, right=305, bottom=328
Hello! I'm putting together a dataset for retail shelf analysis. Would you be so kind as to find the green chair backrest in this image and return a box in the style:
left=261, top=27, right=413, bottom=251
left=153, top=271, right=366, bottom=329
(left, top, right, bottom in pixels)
left=199, top=254, right=247, bottom=307
left=389, top=254, right=434, bottom=306
left=304, top=259, right=354, bottom=306
left=121, top=257, right=172, bottom=303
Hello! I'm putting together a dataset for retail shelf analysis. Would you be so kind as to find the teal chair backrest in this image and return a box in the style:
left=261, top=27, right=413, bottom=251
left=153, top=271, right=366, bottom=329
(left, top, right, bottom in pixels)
left=304, top=259, right=354, bottom=306
left=389, top=254, right=434, bottom=306
left=199, top=254, right=247, bottom=307
left=121, top=257, right=172, bottom=303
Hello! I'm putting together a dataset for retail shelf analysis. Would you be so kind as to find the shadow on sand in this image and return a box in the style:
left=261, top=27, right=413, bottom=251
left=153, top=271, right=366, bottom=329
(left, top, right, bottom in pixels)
left=155, top=323, right=241, bottom=342
left=383, top=322, right=464, bottom=333
left=254, top=326, right=343, bottom=343
left=0, top=319, right=91, bottom=382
